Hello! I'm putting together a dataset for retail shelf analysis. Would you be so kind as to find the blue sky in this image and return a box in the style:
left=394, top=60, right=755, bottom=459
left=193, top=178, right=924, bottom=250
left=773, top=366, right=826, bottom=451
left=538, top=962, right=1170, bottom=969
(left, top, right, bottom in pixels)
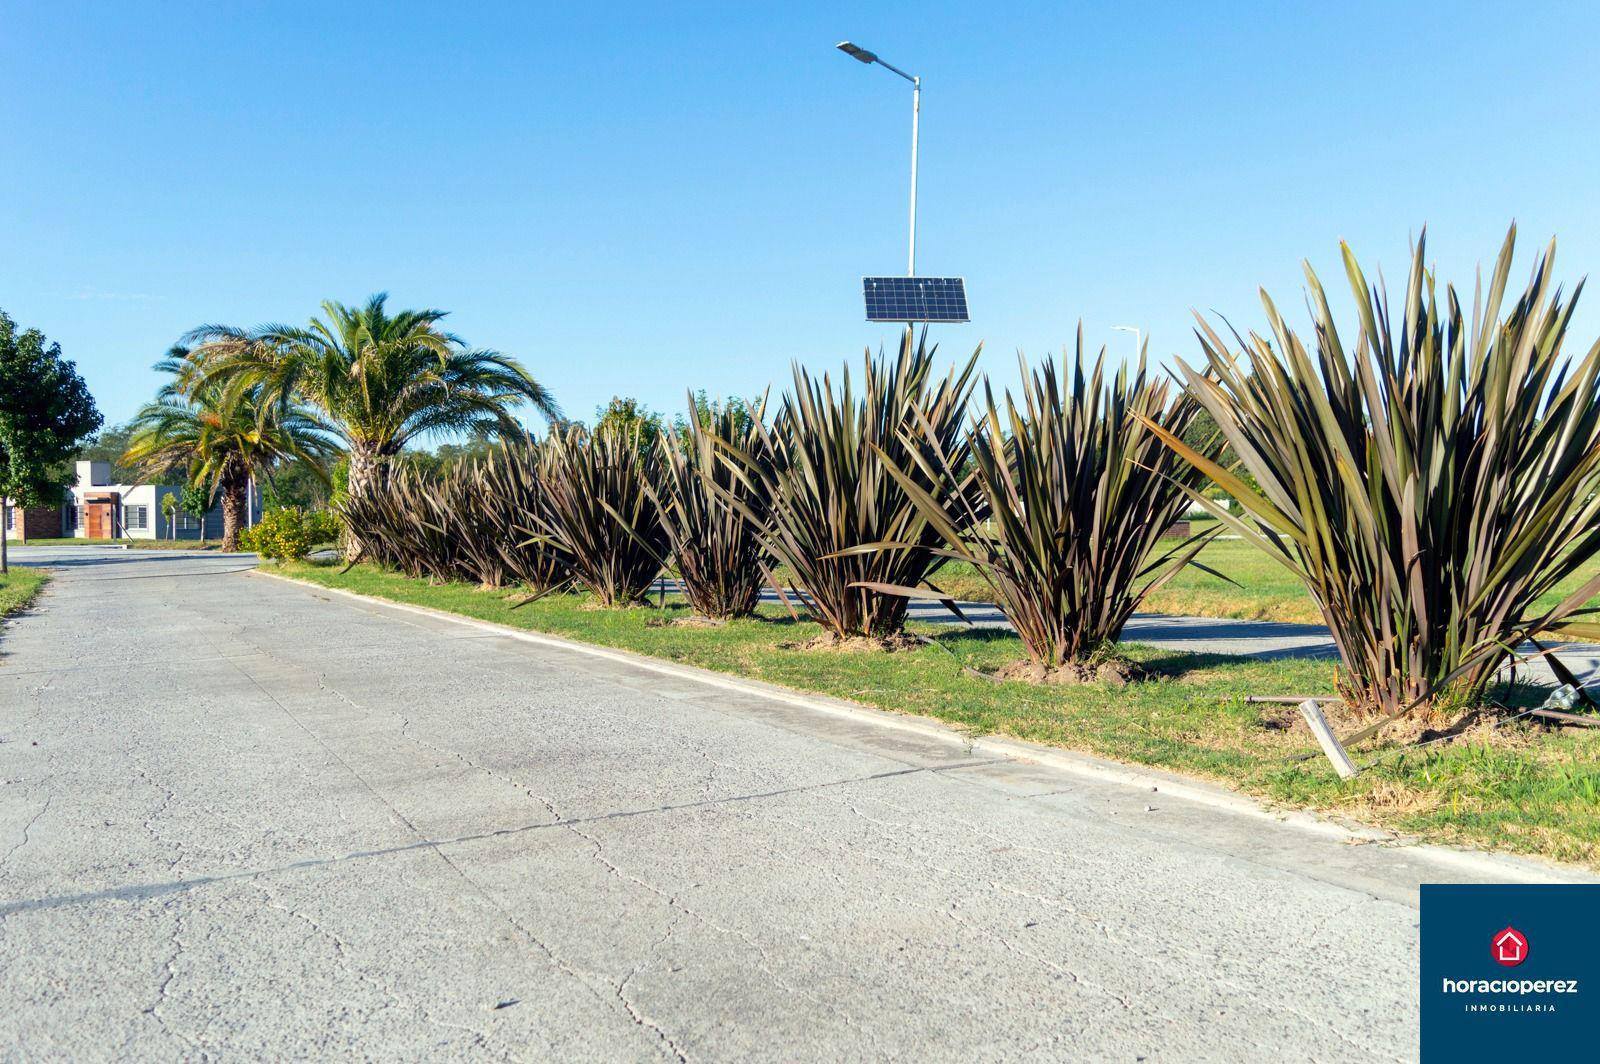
left=4, top=1, right=1599, bottom=435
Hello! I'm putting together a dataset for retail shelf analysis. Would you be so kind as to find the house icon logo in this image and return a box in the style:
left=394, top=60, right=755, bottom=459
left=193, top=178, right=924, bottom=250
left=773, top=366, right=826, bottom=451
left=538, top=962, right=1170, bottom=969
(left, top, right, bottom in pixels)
left=1493, top=926, right=1528, bottom=968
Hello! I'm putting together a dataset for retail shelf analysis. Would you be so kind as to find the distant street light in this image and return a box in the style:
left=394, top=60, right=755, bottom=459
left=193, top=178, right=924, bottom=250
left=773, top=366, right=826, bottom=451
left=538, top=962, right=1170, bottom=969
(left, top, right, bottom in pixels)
left=1113, top=325, right=1142, bottom=357
left=836, top=40, right=921, bottom=277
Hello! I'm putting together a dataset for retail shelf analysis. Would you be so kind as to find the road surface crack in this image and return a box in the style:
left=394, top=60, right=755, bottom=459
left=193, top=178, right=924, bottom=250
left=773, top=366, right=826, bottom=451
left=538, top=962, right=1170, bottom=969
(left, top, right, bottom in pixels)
left=615, top=913, right=690, bottom=1062
left=567, top=822, right=827, bottom=1008
left=0, top=790, right=52, bottom=869
left=256, top=886, right=524, bottom=1059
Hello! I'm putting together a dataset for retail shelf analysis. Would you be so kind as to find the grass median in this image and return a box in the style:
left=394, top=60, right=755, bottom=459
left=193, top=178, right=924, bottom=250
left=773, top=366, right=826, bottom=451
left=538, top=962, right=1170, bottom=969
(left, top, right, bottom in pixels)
left=272, top=558, right=1600, bottom=869
left=0, top=566, right=48, bottom=621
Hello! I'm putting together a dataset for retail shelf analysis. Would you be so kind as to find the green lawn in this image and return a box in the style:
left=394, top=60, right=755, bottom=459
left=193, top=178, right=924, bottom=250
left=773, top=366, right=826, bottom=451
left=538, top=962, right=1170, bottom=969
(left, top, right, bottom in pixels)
left=273, top=559, right=1600, bottom=869
left=0, top=566, right=48, bottom=620
left=919, top=532, right=1600, bottom=626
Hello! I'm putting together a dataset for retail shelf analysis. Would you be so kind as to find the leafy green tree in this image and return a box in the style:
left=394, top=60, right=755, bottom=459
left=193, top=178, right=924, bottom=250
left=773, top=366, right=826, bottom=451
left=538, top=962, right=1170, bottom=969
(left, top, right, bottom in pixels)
left=399, top=438, right=498, bottom=479
left=123, top=347, right=340, bottom=551
left=66, top=421, right=144, bottom=484
left=178, top=483, right=214, bottom=541
left=179, top=294, right=560, bottom=556
left=594, top=397, right=663, bottom=451
left=259, top=459, right=332, bottom=510
left=0, top=310, right=103, bottom=573
left=671, top=390, right=758, bottom=439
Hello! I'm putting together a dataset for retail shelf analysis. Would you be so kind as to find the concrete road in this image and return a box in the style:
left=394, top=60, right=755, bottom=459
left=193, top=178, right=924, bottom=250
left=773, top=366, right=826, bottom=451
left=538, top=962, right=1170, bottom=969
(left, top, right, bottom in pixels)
left=0, top=548, right=1584, bottom=1061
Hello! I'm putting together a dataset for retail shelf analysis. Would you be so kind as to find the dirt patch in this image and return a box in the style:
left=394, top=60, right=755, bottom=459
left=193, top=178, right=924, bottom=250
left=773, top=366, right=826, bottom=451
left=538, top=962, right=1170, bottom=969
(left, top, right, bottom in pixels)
left=646, top=615, right=728, bottom=629
left=993, top=659, right=1144, bottom=687
left=1253, top=698, right=1546, bottom=751
left=778, top=631, right=922, bottom=654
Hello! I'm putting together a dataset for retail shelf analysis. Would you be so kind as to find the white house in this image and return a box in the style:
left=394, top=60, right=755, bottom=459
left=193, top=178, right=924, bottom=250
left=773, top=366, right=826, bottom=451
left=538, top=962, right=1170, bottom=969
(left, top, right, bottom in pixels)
left=4, top=461, right=258, bottom=541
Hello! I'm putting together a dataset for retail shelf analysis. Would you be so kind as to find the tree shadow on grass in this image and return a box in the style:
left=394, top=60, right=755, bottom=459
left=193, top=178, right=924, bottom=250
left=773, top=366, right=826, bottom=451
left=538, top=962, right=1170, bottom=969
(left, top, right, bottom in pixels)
left=915, top=627, right=1016, bottom=650
left=745, top=612, right=809, bottom=628
left=1135, top=649, right=1284, bottom=682
left=918, top=625, right=1328, bottom=687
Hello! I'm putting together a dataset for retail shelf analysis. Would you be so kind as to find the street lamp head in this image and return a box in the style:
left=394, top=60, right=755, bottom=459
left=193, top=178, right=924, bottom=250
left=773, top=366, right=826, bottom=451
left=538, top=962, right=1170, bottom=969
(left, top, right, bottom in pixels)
left=837, top=41, right=878, bottom=64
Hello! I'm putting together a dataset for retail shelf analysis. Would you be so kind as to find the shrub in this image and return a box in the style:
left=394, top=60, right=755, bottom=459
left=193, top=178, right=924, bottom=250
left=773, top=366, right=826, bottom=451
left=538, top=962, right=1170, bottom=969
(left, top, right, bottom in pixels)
left=306, top=508, right=342, bottom=546
left=723, top=333, right=979, bottom=639
left=520, top=425, right=668, bottom=606
left=650, top=395, right=774, bottom=620
left=430, top=468, right=503, bottom=586
left=1147, top=227, right=1600, bottom=719
left=875, top=333, right=1218, bottom=671
left=241, top=507, right=318, bottom=560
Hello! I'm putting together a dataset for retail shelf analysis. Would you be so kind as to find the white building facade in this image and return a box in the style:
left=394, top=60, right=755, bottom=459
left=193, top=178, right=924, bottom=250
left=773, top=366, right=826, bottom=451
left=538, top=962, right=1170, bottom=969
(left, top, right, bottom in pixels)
left=36, top=461, right=255, bottom=541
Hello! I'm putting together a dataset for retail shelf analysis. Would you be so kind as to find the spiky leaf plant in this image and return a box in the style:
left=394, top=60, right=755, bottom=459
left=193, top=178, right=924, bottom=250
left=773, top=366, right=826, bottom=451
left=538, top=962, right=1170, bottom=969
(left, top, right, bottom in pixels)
left=873, top=333, right=1219, bottom=671
left=1145, top=227, right=1600, bottom=719
left=650, top=396, right=773, bottom=620
left=336, top=464, right=458, bottom=581
left=476, top=440, right=574, bottom=596
left=722, top=333, right=979, bottom=639
left=440, top=468, right=508, bottom=588
left=525, top=425, right=669, bottom=606
left=337, top=441, right=575, bottom=594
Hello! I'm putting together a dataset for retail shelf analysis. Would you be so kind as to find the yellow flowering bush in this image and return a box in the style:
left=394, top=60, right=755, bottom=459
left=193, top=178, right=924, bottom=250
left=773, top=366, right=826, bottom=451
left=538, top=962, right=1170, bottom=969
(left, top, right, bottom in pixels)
left=239, top=507, right=332, bottom=560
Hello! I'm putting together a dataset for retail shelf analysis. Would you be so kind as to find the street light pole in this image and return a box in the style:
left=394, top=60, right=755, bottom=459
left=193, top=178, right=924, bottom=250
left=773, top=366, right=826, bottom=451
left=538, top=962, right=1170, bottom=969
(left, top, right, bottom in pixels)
left=907, top=74, right=919, bottom=276
left=837, top=41, right=920, bottom=277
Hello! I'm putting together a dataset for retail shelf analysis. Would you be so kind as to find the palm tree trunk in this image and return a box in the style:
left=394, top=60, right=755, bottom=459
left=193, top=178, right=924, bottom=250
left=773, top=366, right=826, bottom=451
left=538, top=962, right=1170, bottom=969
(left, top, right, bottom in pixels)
left=219, top=463, right=249, bottom=552
left=220, top=486, right=245, bottom=551
left=342, top=446, right=388, bottom=561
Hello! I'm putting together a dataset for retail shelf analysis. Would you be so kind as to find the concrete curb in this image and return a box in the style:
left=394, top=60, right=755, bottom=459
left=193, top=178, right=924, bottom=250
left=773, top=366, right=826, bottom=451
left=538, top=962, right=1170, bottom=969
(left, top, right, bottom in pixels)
left=250, top=567, right=1592, bottom=885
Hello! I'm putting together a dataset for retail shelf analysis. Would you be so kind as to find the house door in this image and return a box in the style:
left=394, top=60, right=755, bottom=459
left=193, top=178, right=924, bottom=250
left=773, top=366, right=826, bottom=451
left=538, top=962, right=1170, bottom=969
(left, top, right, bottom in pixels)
left=85, top=502, right=114, bottom=539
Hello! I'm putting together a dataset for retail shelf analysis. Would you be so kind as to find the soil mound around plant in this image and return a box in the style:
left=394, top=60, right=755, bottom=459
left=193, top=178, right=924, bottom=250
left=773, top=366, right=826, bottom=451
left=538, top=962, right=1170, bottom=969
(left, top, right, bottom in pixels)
left=779, top=631, right=922, bottom=653
left=645, top=614, right=728, bottom=629
left=1253, top=697, right=1543, bottom=750
left=994, top=659, right=1143, bottom=687
left=578, top=599, right=656, bottom=612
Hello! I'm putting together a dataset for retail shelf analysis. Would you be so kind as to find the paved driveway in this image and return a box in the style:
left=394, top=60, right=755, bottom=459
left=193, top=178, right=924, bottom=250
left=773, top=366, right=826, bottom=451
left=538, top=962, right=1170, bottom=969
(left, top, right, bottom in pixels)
left=0, top=547, right=1582, bottom=1060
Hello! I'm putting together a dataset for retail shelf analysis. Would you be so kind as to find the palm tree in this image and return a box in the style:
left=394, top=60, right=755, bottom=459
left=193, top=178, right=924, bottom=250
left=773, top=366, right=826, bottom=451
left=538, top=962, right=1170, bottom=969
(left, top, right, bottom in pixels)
left=123, top=348, right=340, bottom=551
left=179, top=295, right=560, bottom=527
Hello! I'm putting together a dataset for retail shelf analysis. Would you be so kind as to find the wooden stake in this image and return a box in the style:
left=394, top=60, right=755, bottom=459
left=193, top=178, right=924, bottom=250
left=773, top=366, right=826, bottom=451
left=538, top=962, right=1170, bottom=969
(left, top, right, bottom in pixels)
left=1299, top=698, right=1360, bottom=779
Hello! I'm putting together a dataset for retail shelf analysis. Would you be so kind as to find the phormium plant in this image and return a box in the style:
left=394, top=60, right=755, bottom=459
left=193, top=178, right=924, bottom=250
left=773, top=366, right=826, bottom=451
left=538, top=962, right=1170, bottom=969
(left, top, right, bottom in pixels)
left=337, top=442, right=576, bottom=595
left=1145, top=227, right=1600, bottom=720
left=476, top=439, right=574, bottom=597
left=720, top=332, right=979, bottom=640
left=874, top=332, right=1220, bottom=678
left=523, top=424, right=669, bottom=606
left=650, top=395, right=774, bottom=620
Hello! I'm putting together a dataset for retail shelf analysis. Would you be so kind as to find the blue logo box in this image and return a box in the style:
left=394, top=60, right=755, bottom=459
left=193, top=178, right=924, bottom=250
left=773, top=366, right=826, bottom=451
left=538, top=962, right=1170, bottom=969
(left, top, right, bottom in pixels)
left=1421, top=884, right=1598, bottom=1061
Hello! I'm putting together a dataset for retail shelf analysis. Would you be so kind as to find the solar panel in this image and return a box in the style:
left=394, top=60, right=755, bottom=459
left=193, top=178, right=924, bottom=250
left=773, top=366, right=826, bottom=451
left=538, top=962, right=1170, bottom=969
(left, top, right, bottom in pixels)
left=862, top=276, right=970, bottom=323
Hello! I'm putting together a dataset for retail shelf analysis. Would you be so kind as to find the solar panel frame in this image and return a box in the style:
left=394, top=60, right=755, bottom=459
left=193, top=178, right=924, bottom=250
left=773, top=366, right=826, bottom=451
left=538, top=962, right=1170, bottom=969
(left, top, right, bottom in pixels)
left=862, top=276, right=970, bottom=323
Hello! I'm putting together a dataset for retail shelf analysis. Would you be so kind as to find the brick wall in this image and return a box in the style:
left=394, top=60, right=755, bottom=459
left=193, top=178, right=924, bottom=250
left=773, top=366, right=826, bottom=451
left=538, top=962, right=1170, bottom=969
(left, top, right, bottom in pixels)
left=4, top=502, right=67, bottom=540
